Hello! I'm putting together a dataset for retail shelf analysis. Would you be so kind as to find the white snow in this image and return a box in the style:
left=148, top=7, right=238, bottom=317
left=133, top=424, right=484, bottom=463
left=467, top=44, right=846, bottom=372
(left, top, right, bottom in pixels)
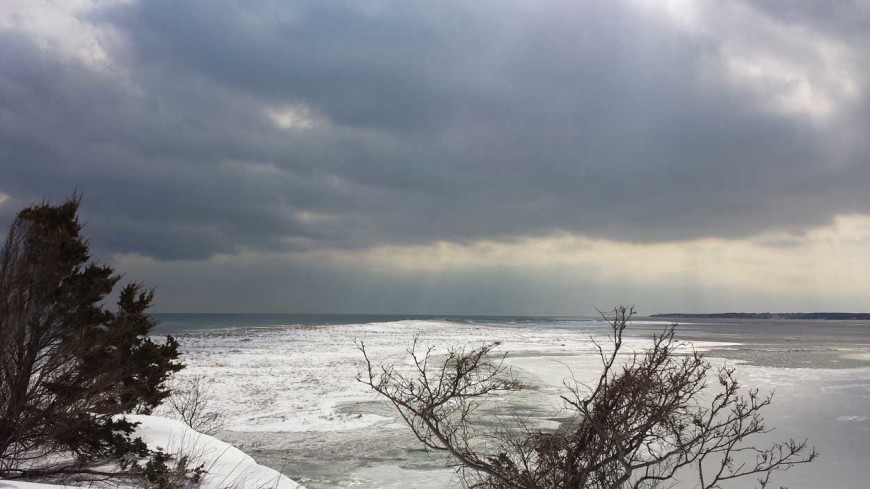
left=127, top=415, right=301, bottom=489
left=0, top=482, right=73, bottom=489
left=0, top=415, right=302, bottom=489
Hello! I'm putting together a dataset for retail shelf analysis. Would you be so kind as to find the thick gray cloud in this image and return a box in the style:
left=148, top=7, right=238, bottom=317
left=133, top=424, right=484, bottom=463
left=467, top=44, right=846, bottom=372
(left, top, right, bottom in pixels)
left=1, top=0, right=869, bottom=264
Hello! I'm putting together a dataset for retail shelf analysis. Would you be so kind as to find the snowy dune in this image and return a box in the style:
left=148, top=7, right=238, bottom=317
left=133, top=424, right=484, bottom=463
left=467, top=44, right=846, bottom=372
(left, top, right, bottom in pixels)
left=0, top=481, right=70, bottom=488
left=0, top=415, right=301, bottom=489
left=127, top=415, right=301, bottom=489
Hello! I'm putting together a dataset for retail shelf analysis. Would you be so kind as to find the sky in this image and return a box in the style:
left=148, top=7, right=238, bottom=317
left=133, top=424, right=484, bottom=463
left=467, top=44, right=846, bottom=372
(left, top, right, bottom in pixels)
left=2, top=0, right=870, bottom=314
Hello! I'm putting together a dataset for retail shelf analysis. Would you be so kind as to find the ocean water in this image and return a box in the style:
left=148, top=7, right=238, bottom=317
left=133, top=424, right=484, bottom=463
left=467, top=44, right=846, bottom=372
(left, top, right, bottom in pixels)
left=150, top=314, right=870, bottom=488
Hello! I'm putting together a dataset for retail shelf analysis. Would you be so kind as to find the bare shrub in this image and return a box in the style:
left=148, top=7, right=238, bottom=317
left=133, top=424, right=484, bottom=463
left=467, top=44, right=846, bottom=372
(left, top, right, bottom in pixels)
left=164, top=376, right=227, bottom=436
left=358, top=306, right=817, bottom=489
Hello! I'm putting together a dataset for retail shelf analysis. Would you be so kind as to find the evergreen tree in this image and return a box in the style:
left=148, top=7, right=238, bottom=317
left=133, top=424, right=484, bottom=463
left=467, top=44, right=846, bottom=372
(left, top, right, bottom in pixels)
left=0, top=196, right=183, bottom=478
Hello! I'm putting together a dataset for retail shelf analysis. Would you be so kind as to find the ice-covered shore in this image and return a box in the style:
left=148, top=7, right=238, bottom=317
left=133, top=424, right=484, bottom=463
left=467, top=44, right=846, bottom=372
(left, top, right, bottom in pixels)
left=172, top=319, right=724, bottom=435
left=161, top=317, right=870, bottom=488
left=162, top=318, right=734, bottom=487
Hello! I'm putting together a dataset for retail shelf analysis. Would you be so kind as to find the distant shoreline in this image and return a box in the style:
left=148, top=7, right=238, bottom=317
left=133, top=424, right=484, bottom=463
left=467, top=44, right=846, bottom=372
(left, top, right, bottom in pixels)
left=651, top=312, right=870, bottom=320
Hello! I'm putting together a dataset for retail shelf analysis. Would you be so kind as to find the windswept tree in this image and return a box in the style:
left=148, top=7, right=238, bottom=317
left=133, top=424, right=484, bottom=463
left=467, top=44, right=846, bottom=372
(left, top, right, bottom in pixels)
left=358, top=307, right=817, bottom=488
left=0, top=196, right=184, bottom=479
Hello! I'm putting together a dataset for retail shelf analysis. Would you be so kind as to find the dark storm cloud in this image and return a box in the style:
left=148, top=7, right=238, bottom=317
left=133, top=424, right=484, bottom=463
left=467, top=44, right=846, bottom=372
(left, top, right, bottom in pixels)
left=2, top=0, right=869, bottom=260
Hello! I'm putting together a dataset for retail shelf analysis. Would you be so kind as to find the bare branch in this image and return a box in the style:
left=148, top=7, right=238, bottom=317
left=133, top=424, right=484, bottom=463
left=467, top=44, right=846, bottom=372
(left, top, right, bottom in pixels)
left=359, top=306, right=816, bottom=489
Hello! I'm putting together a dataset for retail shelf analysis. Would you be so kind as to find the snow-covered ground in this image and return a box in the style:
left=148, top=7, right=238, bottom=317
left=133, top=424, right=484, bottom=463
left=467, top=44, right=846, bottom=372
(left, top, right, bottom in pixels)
left=0, top=481, right=67, bottom=488
left=0, top=415, right=301, bottom=489
left=128, top=415, right=300, bottom=488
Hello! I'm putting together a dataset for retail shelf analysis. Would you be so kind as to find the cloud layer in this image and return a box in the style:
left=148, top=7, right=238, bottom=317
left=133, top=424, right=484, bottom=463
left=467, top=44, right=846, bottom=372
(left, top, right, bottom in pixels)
left=2, top=0, right=869, bottom=312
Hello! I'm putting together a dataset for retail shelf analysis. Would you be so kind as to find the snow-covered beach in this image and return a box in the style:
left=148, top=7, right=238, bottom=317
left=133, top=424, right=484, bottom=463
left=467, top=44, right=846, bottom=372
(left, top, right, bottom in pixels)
left=153, top=315, right=870, bottom=488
